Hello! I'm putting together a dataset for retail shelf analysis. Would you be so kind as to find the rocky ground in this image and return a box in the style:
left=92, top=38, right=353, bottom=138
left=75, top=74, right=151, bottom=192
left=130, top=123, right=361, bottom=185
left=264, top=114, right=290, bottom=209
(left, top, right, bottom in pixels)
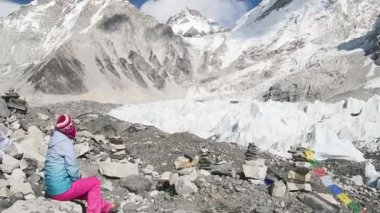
left=0, top=101, right=379, bottom=213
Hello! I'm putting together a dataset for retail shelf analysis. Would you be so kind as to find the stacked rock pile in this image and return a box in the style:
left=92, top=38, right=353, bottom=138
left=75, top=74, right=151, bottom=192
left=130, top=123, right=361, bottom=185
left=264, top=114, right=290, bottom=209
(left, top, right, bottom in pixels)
left=287, top=143, right=312, bottom=192
left=242, top=143, right=268, bottom=184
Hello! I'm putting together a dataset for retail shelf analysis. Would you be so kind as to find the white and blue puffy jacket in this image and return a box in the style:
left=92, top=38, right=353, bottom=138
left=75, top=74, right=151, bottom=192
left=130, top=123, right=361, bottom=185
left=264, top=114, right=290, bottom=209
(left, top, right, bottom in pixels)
left=44, top=131, right=80, bottom=196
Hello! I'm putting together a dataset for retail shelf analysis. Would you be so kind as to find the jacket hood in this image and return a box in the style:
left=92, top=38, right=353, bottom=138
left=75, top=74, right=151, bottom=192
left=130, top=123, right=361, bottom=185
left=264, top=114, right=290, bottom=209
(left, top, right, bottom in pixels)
left=48, top=131, right=73, bottom=148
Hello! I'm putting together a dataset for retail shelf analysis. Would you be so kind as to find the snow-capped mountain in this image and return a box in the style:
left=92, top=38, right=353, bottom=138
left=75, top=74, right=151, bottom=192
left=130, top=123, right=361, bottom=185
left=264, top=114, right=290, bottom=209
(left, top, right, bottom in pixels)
left=0, top=0, right=193, bottom=103
left=0, top=0, right=380, bottom=104
left=186, top=0, right=380, bottom=102
left=167, top=8, right=228, bottom=37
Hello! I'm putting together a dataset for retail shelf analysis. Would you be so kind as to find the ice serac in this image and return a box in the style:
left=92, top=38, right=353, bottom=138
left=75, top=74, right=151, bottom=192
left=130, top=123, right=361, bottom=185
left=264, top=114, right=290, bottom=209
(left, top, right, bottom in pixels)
left=109, top=96, right=380, bottom=162
left=187, top=0, right=380, bottom=102
left=167, top=8, right=228, bottom=37
left=0, top=0, right=193, bottom=100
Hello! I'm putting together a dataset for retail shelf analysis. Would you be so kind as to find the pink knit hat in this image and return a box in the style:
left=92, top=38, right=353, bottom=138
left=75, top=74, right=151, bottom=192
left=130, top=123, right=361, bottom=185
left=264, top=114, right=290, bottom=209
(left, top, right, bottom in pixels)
left=55, top=114, right=76, bottom=139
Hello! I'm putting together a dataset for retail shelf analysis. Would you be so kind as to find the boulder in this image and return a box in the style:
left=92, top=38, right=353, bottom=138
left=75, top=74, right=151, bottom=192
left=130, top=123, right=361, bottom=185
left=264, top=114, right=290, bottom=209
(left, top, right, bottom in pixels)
left=18, top=126, right=46, bottom=169
left=0, top=154, right=20, bottom=173
left=3, top=198, right=82, bottom=213
left=169, top=173, right=179, bottom=186
left=179, top=168, right=198, bottom=182
left=245, top=158, right=266, bottom=166
left=0, top=98, right=9, bottom=118
left=0, top=187, right=10, bottom=198
left=4, top=143, right=23, bottom=159
left=142, top=165, right=154, bottom=175
left=0, top=125, right=11, bottom=137
left=9, top=182, right=34, bottom=198
left=74, top=142, right=90, bottom=157
left=270, top=180, right=287, bottom=198
left=243, top=165, right=268, bottom=180
left=287, top=182, right=312, bottom=192
left=102, top=180, right=113, bottom=191
left=160, top=172, right=172, bottom=181
left=287, top=171, right=311, bottom=182
left=110, top=144, right=125, bottom=151
left=77, top=130, right=93, bottom=138
left=37, top=113, right=50, bottom=121
left=99, top=161, right=138, bottom=178
left=175, top=179, right=198, bottom=195
left=297, top=192, right=339, bottom=212
left=174, top=156, right=191, bottom=169
left=6, top=169, right=25, bottom=186
left=10, top=129, right=25, bottom=140
left=209, top=163, right=236, bottom=177
left=120, top=175, right=152, bottom=194
left=351, top=175, right=364, bottom=186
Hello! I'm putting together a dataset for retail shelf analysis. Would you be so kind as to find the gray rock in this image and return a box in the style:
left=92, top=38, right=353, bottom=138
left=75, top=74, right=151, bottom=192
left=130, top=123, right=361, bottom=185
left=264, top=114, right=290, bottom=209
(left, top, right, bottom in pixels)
left=0, top=154, right=20, bottom=173
left=351, top=175, right=364, bottom=186
left=179, top=168, right=198, bottom=182
left=120, top=175, right=152, bottom=194
left=4, top=143, right=23, bottom=159
left=37, top=113, right=50, bottom=121
left=0, top=98, right=10, bottom=119
left=123, top=202, right=138, bottom=213
left=99, top=161, right=138, bottom=178
left=287, top=182, right=312, bottom=192
left=102, top=180, right=113, bottom=191
left=270, top=181, right=286, bottom=198
left=0, top=124, right=11, bottom=137
left=3, top=198, right=82, bottom=213
left=9, top=182, right=34, bottom=198
left=243, top=165, right=267, bottom=180
left=175, top=179, right=198, bottom=195
left=27, top=173, right=41, bottom=185
left=74, top=142, right=90, bottom=157
left=254, top=206, right=274, bottom=213
left=297, top=192, right=339, bottom=213
left=0, top=187, right=10, bottom=198
left=210, top=163, right=236, bottom=177
left=18, top=126, right=46, bottom=169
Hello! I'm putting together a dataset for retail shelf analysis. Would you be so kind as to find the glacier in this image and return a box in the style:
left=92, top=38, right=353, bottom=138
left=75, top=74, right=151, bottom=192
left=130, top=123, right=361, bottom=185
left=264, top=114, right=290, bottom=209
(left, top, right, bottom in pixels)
left=109, top=96, right=380, bottom=161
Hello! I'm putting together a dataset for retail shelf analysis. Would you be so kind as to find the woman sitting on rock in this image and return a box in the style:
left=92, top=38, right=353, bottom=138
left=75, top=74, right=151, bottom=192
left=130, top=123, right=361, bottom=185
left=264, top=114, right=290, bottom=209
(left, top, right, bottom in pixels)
left=44, top=114, right=118, bottom=213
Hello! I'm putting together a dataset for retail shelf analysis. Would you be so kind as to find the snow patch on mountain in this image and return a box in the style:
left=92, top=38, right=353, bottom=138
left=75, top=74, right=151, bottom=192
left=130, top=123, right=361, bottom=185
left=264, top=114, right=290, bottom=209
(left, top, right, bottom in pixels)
left=184, top=0, right=380, bottom=102
left=0, top=0, right=194, bottom=103
left=167, top=8, right=228, bottom=37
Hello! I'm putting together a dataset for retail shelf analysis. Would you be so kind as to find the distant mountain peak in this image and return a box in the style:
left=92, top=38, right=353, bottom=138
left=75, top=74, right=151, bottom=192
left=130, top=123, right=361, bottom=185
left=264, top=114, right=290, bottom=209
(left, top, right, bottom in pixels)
left=167, top=8, right=228, bottom=37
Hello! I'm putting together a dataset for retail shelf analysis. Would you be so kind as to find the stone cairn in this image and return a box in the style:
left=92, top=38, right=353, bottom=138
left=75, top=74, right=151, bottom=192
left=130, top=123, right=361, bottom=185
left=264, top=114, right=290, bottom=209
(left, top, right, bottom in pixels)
left=245, top=143, right=259, bottom=161
left=243, top=143, right=268, bottom=184
left=199, top=148, right=214, bottom=170
left=287, top=143, right=313, bottom=192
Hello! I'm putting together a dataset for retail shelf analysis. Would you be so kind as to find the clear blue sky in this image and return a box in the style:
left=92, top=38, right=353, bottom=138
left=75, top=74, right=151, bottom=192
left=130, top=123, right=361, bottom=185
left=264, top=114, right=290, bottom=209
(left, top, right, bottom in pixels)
left=11, top=0, right=33, bottom=4
left=12, top=0, right=261, bottom=9
left=130, top=0, right=261, bottom=9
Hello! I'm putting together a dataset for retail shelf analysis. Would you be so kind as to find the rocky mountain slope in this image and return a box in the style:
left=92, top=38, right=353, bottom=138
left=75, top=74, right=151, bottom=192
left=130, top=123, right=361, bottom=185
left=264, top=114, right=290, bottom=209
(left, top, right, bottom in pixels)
left=0, top=0, right=193, bottom=102
left=186, top=0, right=380, bottom=102
left=1, top=0, right=379, bottom=104
left=167, top=8, right=228, bottom=37
left=0, top=101, right=379, bottom=212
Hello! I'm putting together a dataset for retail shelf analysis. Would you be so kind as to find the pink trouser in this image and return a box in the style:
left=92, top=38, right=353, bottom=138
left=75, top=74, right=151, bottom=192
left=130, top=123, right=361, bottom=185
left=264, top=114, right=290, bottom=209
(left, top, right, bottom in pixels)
left=51, top=176, right=112, bottom=213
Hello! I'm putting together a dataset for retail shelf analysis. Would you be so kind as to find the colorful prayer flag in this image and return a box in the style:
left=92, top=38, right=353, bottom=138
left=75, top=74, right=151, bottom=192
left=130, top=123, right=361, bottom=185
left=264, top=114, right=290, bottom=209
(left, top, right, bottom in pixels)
left=328, top=184, right=342, bottom=196
left=320, top=175, right=334, bottom=187
left=348, top=202, right=363, bottom=213
left=336, top=193, right=353, bottom=206
left=304, top=150, right=315, bottom=160
left=314, top=167, right=327, bottom=177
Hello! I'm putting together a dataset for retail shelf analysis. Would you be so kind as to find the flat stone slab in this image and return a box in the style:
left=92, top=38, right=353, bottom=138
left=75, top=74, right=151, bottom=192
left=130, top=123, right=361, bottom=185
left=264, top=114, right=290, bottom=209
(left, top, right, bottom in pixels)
left=3, top=198, right=82, bottom=213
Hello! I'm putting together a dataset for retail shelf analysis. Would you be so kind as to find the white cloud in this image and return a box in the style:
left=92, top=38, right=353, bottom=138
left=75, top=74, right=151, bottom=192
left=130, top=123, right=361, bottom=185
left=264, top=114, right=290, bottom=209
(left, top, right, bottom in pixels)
left=0, top=1, right=20, bottom=17
left=140, top=0, right=249, bottom=27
